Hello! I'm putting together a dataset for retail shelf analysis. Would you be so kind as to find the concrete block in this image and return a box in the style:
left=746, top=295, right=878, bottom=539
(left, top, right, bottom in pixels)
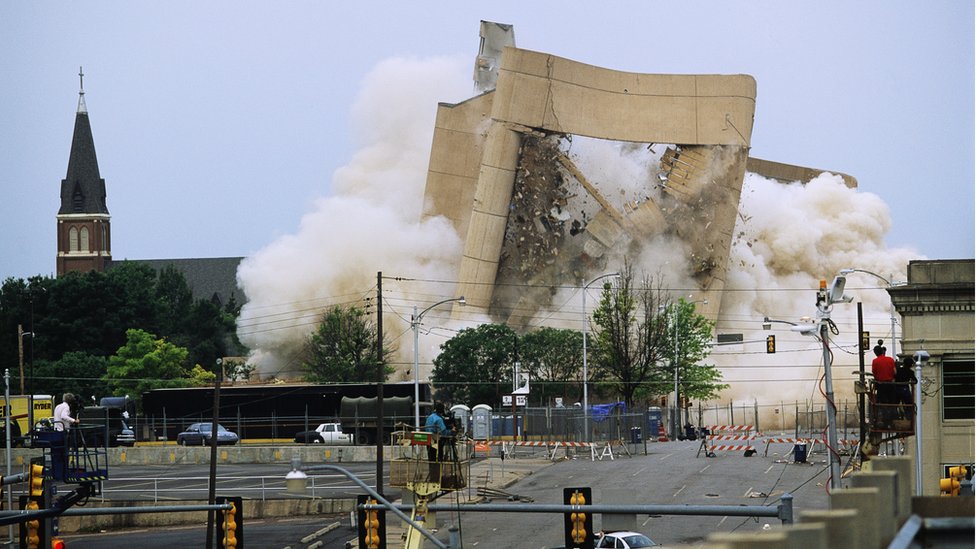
left=830, top=487, right=880, bottom=549
left=782, top=522, right=827, bottom=547
left=865, top=455, right=913, bottom=521
left=850, top=470, right=898, bottom=545
left=799, top=509, right=860, bottom=549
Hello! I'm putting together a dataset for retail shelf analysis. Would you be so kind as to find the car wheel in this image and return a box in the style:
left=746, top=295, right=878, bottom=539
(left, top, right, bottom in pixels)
left=312, top=438, right=322, bottom=444
left=179, top=438, right=187, bottom=446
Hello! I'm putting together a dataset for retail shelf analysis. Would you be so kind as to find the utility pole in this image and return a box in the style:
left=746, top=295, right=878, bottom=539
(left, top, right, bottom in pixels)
left=17, top=325, right=25, bottom=395
left=375, top=272, right=384, bottom=497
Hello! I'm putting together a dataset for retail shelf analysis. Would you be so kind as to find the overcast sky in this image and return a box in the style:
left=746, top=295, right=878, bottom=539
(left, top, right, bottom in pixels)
left=2, top=1, right=972, bottom=282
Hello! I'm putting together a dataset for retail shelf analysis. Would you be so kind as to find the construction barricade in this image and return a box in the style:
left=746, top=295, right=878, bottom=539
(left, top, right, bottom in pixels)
left=697, top=425, right=758, bottom=458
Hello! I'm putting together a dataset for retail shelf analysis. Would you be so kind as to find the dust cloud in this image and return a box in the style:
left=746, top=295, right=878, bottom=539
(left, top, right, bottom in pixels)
left=235, top=54, right=921, bottom=427
left=235, top=56, right=471, bottom=379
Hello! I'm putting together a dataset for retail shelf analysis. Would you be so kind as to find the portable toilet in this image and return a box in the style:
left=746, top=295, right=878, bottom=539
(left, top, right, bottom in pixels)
left=471, top=404, right=492, bottom=440
left=646, top=407, right=662, bottom=441
left=450, top=404, right=471, bottom=436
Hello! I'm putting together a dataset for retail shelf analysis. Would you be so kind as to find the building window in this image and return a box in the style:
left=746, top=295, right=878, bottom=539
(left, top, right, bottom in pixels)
left=943, top=359, right=975, bottom=420
left=102, top=224, right=108, bottom=251
left=68, top=227, right=78, bottom=252
left=80, top=227, right=90, bottom=252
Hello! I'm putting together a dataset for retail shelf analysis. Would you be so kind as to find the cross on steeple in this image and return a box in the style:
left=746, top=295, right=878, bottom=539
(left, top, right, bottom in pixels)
left=77, top=66, right=87, bottom=113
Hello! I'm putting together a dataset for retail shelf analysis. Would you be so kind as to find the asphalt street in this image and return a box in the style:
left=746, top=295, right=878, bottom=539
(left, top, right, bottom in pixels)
left=34, top=440, right=834, bottom=547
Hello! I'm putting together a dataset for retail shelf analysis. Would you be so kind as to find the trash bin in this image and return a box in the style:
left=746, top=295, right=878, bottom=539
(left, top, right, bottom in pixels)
left=793, top=443, right=808, bottom=463
left=630, top=427, right=642, bottom=444
left=684, top=425, right=698, bottom=441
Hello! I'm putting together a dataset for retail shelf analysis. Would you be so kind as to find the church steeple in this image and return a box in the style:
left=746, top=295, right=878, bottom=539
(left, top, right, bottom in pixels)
left=57, top=67, right=111, bottom=276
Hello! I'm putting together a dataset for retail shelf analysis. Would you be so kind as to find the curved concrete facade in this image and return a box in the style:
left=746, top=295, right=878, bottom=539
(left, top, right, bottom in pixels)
left=429, top=47, right=758, bottom=314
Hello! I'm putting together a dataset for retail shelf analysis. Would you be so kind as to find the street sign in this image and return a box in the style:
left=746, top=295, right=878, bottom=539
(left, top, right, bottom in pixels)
left=516, top=395, right=527, bottom=406
left=502, top=395, right=513, bottom=406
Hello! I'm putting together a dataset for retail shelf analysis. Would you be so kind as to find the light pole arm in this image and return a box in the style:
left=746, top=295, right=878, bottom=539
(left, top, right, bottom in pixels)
left=412, top=296, right=464, bottom=428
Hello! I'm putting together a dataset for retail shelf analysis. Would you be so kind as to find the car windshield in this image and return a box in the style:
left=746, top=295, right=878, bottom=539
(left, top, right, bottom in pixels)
left=196, top=424, right=228, bottom=432
left=622, top=534, right=655, bottom=547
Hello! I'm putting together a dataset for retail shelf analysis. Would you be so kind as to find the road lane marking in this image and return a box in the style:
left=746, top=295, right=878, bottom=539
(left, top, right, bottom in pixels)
left=673, top=485, right=686, bottom=498
left=764, top=465, right=775, bottom=474
left=742, top=486, right=754, bottom=498
left=699, top=464, right=711, bottom=473
left=717, top=516, right=729, bottom=527
left=632, top=467, right=647, bottom=477
left=659, top=453, right=674, bottom=460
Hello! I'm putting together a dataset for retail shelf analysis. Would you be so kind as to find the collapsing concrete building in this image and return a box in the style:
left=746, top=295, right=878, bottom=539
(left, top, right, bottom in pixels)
left=422, top=21, right=853, bottom=326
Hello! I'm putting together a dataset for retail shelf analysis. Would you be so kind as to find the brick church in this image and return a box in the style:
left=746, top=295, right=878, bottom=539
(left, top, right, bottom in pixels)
left=56, top=71, right=243, bottom=306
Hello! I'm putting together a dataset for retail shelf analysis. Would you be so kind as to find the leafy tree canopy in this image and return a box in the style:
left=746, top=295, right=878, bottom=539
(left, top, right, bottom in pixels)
left=431, top=323, right=517, bottom=406
left=302, top=305, right=393, bottom=383
left=518, top=327, right=583, bottom=404
left=104, top=328, right=193, bottom=407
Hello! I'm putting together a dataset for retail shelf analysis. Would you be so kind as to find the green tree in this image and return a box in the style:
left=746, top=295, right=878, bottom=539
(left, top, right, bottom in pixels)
left=519, top=327, right=583, bottom=404
left=590, top=266, right=671, bottom=407
left=32, top=352, right=110, bottom=404
left=431, top=323, right=518, bottom=406
left=302, top=305, right=393, bottom=383
left=154, top=265, right=193, bottom=337
left=104, top=328, right=192, bottom=406
left=660, top=298, right=728, bottom=404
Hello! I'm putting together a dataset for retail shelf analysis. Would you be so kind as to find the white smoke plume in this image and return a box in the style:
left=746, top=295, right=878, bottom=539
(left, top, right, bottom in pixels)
left=235, top=53, right=922, bottom=432
left=236, top=56, right=471, bottom=379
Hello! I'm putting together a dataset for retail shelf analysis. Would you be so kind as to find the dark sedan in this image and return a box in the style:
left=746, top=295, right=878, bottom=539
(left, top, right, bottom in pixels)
left=176, top=423, right=240, bottom=446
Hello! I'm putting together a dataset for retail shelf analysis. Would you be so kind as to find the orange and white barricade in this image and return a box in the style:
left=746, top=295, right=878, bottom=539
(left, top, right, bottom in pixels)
left=762, top=437, right=822, bottom=457
left=697, top=425, right=758, bottom=457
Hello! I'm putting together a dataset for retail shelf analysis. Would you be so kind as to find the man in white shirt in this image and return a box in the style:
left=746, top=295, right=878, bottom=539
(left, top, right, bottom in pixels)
left=52, top=393, right=78, bottom=431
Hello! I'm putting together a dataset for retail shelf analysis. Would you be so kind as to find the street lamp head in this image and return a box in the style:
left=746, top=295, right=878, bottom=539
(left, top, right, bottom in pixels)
left=791, top=323, right=819, bottom=336
left=839, top=268, right=855, bottom=275
left=457, top=296, right=466, bottom=306
left=914, top=349, right=930, bottom=364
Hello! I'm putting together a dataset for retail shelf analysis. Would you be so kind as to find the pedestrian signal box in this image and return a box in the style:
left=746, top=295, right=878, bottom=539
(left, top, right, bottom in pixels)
left=766, top=335, right=776, bottom=354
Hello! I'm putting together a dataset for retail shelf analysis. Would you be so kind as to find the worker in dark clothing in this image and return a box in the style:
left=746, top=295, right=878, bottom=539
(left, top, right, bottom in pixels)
left=894, top=356, right=917, bottom=420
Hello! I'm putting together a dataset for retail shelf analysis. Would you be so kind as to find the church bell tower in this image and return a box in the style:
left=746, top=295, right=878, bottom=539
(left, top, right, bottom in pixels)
left=56, top=68, right=111, bottom=276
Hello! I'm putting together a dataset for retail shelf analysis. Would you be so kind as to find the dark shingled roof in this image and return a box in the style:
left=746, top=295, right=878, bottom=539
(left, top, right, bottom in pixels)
left=107, top=257, right=245, bottom=306
left=59, top=111, right=109, bottom=215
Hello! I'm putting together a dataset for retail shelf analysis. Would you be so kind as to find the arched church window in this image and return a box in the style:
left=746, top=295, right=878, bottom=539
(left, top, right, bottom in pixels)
left=80, top=227, right=90, bottom=252
left=68, top=227, right=79, bottom=252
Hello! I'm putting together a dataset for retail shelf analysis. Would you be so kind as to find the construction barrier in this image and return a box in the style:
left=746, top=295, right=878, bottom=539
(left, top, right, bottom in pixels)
left=762, top=437, right=823, bottom=458
left=483, top=440, right=596, bottom=461
left=697, top=425, right=758, bottom=458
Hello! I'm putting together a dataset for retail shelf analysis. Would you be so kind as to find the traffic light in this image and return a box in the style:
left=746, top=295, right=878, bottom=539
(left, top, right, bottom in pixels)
left=766, top=335, right=776, bottom=354
left=563, top=487, right=594, bottom=549
left=216, top=496, right=243, bottom=549
left=940, top=465, right=969, bottom=496
left=24, top=500, right=39, bottom=549
left=28, top=463, right=44, bottom=497
left=51, top=538, right=66, bottom=549
left=357, top=494, right=386, bottom=549
left=222, top=501, right=237, bottom=548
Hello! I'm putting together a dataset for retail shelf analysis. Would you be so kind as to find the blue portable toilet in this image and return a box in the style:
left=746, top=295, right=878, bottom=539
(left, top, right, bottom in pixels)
left=646, top=407, right=662, bottom=441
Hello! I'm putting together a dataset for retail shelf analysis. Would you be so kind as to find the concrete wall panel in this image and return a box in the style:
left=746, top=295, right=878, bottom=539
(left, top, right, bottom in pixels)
left=494, top=48, right=756, bottom=146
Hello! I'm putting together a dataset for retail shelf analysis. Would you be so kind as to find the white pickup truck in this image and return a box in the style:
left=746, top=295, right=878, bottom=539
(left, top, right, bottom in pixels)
left=293, top=422, right=353, bottom=444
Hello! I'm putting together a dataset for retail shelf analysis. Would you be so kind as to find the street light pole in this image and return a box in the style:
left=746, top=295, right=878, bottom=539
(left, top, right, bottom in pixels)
left=581, top=273, right=619, bottom=442
left=411, top=296, right=465, bottom=428
left=840, top=268, right=898, bottom=357
left=913, top=349, right=929, bottom=495
left=672, top=298, right=707, bottom=440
